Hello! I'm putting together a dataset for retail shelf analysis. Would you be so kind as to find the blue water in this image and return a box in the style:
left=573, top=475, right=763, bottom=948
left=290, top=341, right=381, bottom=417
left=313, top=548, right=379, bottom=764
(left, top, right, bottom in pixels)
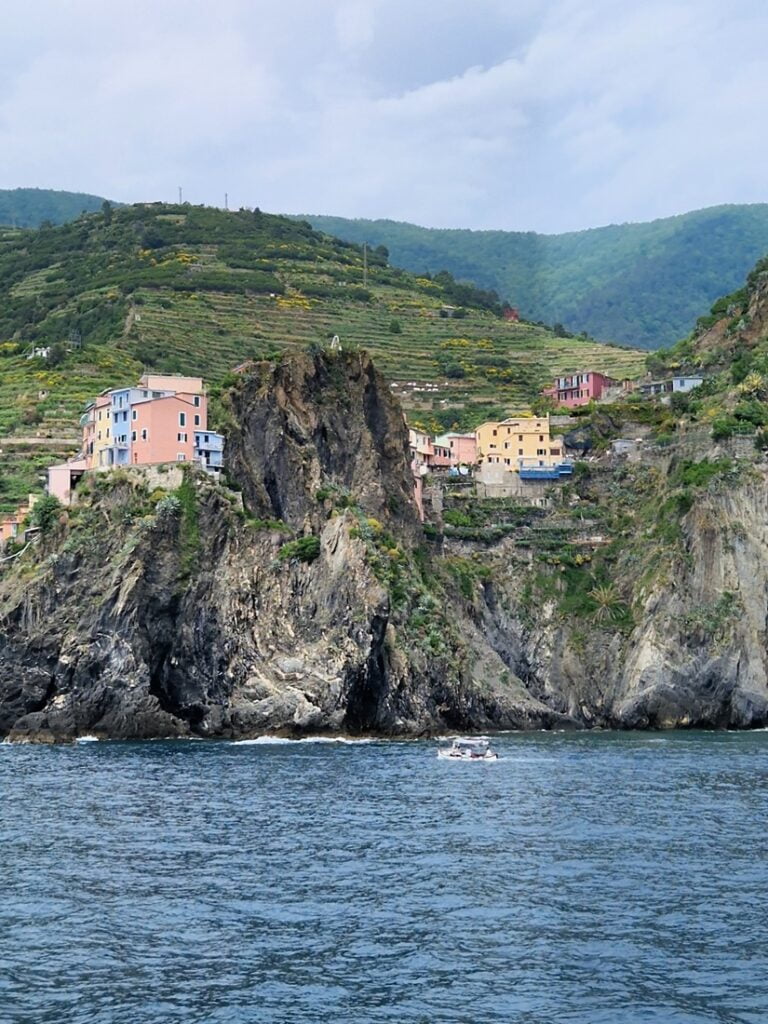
left=3, top=731, right=768, bottom=1024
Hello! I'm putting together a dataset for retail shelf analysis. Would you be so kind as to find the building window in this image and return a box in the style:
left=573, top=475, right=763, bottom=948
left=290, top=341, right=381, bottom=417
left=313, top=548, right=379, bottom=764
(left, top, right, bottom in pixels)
left=179, top=412, right=186, bottom=427
left=504, top=458, right=510, bottom=465
left=97, top=431, right=101, bottom=441
left=194, top=396, right=201, bottom=407
left=131, top=431, right=136, bottom=442
left=537, top=448, right=546, bottom=455
left=551, top=448, right=560, bottom=456
left=177, top=432, right=187, bottom=442
left=132, top=409, right=137, bottom=420
left=539, top=435, right=544, bottom=442
left=194, top=414, right=201, bottom=426
left=177, top=454, right=186, bottom=462
left=141, top=429, right=148, bottom=441
left=518, top=434, right=523, bottom=441
left=143, top=390, right=149, bottom=398
left=518, top=448, right=523, bottom=455
left=492, top=429, right=497, bottom=437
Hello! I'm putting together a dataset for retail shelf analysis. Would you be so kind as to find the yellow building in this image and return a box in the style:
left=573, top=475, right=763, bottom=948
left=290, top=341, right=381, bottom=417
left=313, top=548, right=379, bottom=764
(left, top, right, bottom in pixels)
left=81, top=392, right=112, bottom=469
left=475, top=415, right=564, bottom=471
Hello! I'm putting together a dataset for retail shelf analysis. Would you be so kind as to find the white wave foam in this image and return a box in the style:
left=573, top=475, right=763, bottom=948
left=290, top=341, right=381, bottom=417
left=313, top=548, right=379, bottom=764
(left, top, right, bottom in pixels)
left=76, top=735, right=100, bottom=743
left=231, top=735, right=377, bottom=746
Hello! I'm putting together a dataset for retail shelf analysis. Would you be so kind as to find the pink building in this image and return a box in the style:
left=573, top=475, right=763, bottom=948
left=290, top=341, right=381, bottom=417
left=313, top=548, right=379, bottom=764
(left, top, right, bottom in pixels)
left=542, top=371, right=616, bottom=408
left=408, top=428, right=474, bottom=520
left=434, top=432, right=477, bottom=467
left=408, top=429, right=452, bottom=470
left=47, top=459, right=88, bottom=506
left=130, top=393, right=205, bottom=465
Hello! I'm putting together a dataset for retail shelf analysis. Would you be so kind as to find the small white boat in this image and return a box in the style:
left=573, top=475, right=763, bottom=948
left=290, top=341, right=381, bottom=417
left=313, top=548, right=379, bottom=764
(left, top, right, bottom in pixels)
left=437, top=737, right=498, bottom=761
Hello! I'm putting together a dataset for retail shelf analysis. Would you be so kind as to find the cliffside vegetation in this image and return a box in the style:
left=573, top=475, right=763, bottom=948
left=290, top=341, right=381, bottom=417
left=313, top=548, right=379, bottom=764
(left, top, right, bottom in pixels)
left=640, top=253, right=768, bottom=442
left=305, top=205, right=768, bottom=349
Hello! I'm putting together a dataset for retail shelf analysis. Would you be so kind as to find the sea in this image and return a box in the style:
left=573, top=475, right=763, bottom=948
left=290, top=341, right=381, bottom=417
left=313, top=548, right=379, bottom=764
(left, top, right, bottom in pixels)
left=3, top=730, right=768, bottom=1024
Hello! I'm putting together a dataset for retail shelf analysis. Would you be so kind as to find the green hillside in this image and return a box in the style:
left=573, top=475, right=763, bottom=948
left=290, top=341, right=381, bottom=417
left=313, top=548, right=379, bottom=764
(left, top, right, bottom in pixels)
left=0, top=203, right=645, bottom=513
left=303, top=206, right=768, bottom=350
left=644, top=251, right=768, bottom=439
left=0, top=188, right=110, bottom=228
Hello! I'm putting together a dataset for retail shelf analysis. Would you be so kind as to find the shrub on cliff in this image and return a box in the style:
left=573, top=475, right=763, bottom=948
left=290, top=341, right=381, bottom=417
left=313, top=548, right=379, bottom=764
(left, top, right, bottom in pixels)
left=277, top=535, right=320, bottom=564
left=31, top=494, right=62, bottom=533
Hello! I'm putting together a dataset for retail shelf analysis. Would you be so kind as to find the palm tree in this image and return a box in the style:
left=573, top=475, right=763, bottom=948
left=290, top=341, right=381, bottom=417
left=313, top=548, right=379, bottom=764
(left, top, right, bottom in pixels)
left=737, top=372, right=766, bottom=399
left=589, top=583, right=626, bottom=623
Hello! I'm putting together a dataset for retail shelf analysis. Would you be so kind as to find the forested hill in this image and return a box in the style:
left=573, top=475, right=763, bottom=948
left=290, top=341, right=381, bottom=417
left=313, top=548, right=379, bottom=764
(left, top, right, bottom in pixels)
left=304, top=205, right=768, bottom=350
left=0, top=188, right=109, bottom=227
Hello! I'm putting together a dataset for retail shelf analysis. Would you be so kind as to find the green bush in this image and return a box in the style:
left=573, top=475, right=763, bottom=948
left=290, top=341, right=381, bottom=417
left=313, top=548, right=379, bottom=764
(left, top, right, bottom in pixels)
left=31, top=494, right=62, bottom=533
left=277, top=535, right=320, bottom=563
left=711, top=416, right=754, bottom=441
left=670, top=458, right=733, bottom=489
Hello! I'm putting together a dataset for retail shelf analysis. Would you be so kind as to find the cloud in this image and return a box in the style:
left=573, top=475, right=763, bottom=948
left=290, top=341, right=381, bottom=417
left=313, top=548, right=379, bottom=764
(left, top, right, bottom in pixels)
left=0, top=0, right=766, bottom=230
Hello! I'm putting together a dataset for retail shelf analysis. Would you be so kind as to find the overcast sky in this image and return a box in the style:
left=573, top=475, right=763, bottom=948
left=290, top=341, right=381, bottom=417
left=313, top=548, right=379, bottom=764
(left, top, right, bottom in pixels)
left=2, top=0, right=766, bottom=232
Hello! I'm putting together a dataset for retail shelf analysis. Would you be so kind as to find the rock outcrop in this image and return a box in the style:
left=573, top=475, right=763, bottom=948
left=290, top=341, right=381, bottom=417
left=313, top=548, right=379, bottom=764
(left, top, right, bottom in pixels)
left=0, top=351, right=563, bottom=742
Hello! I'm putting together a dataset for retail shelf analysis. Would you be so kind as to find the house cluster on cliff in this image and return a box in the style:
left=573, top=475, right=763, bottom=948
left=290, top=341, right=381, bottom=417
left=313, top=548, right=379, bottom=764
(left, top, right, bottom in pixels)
left=409, top=414, right=574, bottom=516
left=541, top=369, right=704, bottom=408
left=47, top=374, right=225, bottom=505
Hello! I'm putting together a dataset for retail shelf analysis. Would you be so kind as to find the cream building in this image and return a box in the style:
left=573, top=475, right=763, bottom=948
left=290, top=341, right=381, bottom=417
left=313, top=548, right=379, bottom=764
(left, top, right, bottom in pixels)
left=475, top=415, right=564, bottom=471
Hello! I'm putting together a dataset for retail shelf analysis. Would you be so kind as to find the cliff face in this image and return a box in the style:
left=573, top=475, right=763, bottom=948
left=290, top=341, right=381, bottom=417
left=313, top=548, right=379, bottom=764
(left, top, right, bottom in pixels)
left=4, top=348, right=768, bottom=742
left=224, top=351, right=418, bottom=536
left=0, top=351, right=562, bottom=742
left=466, top=459, right=768, bottom=730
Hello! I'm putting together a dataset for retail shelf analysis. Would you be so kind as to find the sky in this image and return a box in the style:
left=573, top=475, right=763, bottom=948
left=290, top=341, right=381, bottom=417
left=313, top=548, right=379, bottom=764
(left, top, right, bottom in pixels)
left=1, top=0, right=767, bottom=233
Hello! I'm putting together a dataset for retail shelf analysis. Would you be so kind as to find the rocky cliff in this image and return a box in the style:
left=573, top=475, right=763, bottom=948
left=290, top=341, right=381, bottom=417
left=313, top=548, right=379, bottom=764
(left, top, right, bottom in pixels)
left=3, top=348, right=768, bottom=742
left=0, top=351, right=563, bottom=742
left=470, top=462, right=768, bottom=729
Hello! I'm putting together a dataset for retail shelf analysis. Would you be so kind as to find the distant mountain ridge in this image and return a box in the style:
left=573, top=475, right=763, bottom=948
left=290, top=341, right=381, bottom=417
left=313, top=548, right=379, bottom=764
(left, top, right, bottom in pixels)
left=0, top=188, right=110, bottom=228
left=303, top=206, right=768, bottom=350
left=7, top=189, right=768, bottom=350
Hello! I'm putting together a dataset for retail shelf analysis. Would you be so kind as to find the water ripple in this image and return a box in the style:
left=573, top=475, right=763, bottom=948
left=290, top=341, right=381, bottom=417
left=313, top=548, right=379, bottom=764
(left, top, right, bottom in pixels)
left=2, top=732, right=768, bottom=1022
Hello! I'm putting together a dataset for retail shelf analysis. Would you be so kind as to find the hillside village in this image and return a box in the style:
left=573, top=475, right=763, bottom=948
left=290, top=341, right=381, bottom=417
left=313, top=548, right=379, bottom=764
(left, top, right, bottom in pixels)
left=0, top=354, right=708, bottom=547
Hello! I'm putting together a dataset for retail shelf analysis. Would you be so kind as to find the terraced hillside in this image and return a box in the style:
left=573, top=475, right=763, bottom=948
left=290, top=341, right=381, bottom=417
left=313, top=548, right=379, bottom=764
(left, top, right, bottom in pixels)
left=0, top=204, right=645, bottom=512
